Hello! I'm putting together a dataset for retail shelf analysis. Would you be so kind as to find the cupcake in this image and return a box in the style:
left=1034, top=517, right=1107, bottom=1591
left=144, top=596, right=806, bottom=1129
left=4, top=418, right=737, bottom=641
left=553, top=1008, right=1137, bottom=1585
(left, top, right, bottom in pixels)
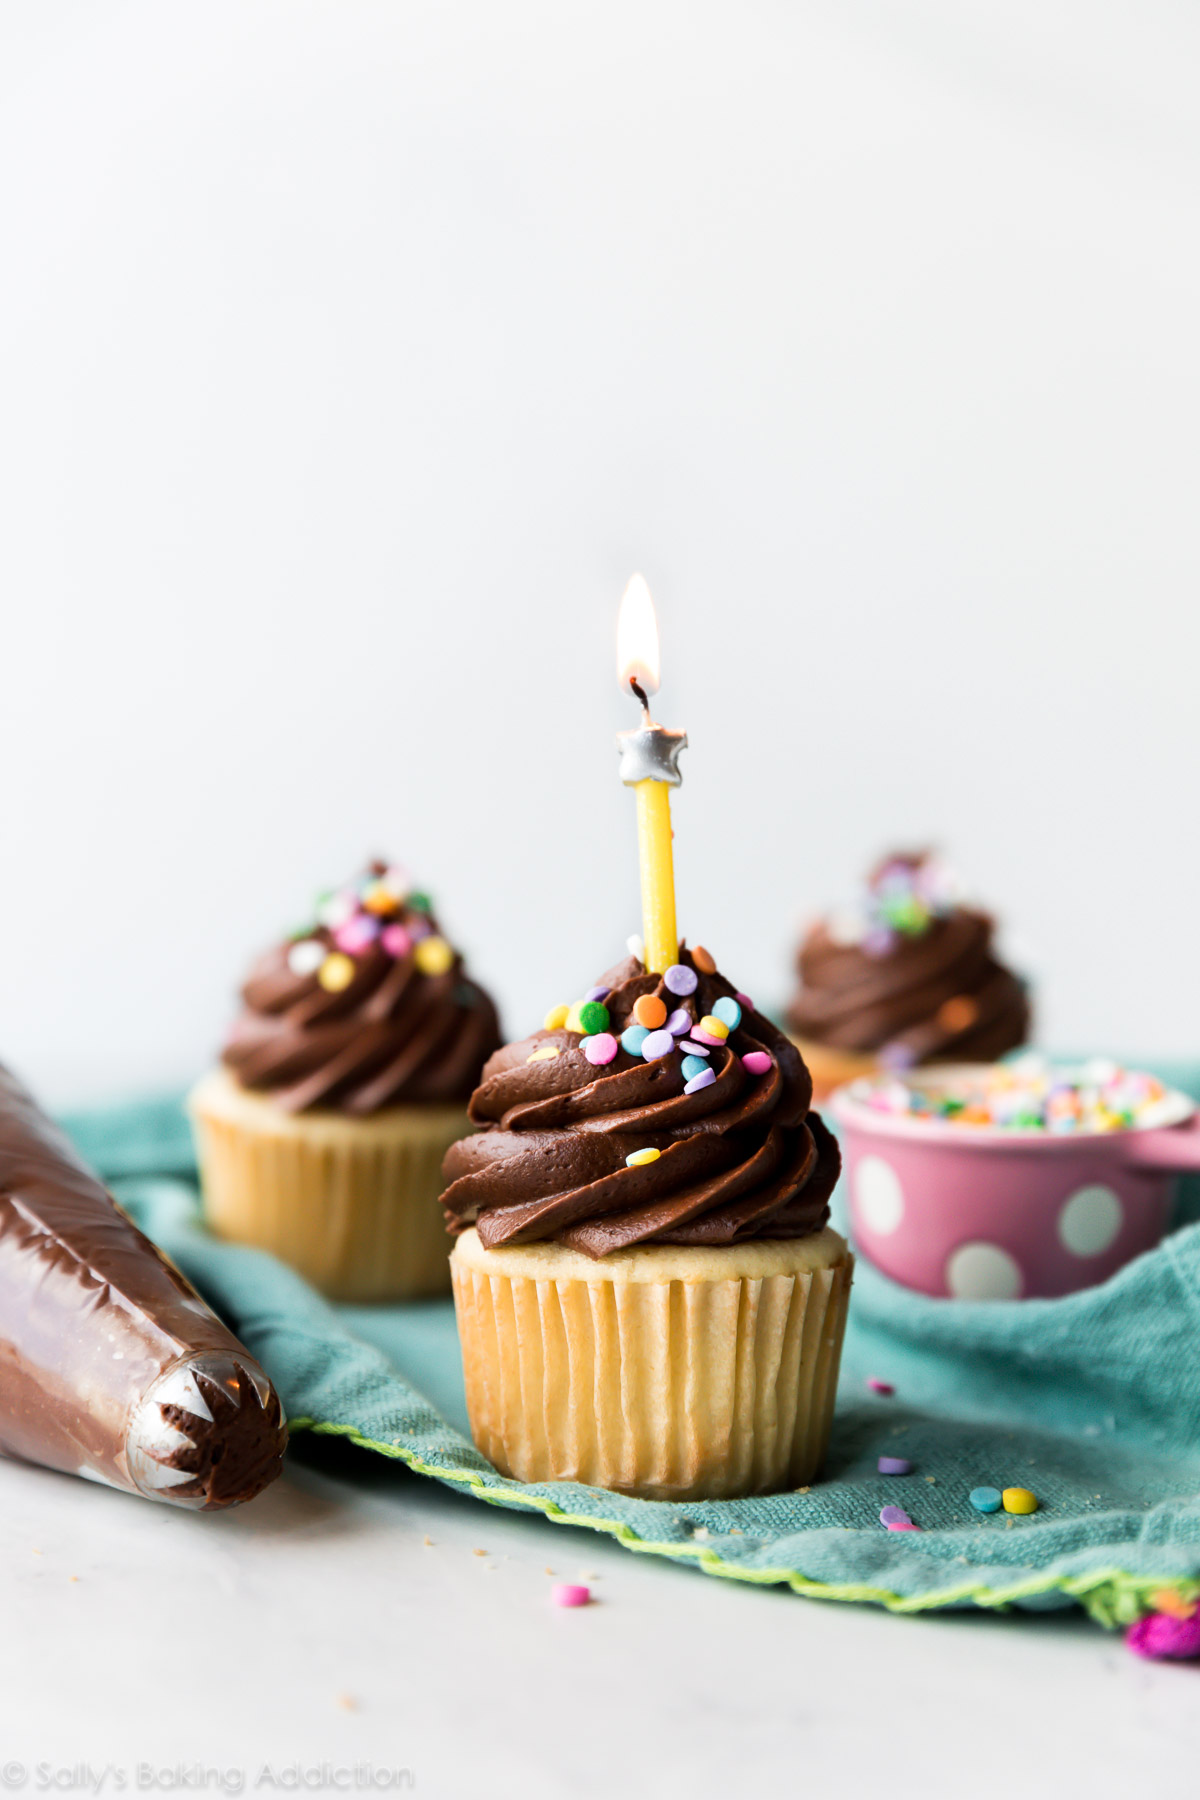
left=190, top=860, right=501, bottom=1301
left=787, top=850, right=1031, bottom=1102
left=441, top=945, right=851, bottom=1500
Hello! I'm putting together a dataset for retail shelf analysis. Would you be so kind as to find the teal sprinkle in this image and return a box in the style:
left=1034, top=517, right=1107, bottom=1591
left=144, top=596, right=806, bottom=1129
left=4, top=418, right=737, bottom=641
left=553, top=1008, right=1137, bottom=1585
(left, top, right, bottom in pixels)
left=621, top=1025, right=649, bottom=1056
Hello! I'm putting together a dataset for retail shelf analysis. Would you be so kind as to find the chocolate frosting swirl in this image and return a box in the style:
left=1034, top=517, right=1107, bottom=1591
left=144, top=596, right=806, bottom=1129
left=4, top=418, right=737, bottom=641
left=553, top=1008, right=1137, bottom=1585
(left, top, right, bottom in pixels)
left=222, top=862, right=501, bottom=1114
left=441, top=947, right=840, bottom=1258
left=787, top=862, right=1030, bottom=1065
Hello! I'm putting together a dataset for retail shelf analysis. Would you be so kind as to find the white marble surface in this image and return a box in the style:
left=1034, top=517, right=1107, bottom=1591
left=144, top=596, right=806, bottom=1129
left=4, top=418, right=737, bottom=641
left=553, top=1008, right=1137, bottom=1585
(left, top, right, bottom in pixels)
left=1, top=1445, right=1196, bottom=1798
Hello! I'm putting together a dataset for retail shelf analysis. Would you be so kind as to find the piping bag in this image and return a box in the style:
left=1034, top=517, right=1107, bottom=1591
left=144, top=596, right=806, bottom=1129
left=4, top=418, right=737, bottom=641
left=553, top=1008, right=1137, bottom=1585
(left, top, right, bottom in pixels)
left=0, top=1064, right=286, bottom=1508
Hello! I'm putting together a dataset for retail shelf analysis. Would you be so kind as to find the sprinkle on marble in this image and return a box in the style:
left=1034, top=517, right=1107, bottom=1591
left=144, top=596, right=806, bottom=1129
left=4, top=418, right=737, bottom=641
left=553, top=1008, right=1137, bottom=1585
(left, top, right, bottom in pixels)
left=1002, top=1487, right=1038, bottom=1515
left=867, top=1378, right=895, bottom=1396
left=878, top=1457, right=913, bottom=1476
left=969, top=1487, right=1002, bottom=1514
left=551, top=1584, right=591, bottom=1608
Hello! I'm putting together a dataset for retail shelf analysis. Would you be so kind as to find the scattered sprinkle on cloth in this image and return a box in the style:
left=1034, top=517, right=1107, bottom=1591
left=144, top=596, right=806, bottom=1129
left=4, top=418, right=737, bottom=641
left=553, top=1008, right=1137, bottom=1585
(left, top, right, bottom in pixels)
left=62, top=1067, right=1200, bottom=1627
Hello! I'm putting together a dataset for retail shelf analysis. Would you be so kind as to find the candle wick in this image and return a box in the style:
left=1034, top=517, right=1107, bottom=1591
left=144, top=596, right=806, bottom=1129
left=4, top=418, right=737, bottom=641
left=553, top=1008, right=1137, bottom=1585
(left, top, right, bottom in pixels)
left=629, top=678, right=654, bottom=725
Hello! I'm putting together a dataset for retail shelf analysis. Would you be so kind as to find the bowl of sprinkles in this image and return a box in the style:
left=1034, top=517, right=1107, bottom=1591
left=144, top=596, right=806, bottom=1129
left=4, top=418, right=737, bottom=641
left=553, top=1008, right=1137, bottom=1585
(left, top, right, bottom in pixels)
left=830, top=1057, right=1200, bottom=1300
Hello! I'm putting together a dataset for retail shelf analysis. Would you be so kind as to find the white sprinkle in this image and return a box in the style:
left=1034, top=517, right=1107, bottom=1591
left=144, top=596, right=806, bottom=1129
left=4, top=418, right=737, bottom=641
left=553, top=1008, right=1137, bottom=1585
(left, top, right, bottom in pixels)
left=288, top=939, right=326, bottom=976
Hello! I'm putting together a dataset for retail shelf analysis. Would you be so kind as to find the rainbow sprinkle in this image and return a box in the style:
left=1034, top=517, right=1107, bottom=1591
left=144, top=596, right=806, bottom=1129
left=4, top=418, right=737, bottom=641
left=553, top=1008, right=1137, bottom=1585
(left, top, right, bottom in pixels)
left=288, top=862, right=461, bottom=989
left=825, top=851, right=964, bottom=958
left=864, top=1057, right=1174, bottom=1133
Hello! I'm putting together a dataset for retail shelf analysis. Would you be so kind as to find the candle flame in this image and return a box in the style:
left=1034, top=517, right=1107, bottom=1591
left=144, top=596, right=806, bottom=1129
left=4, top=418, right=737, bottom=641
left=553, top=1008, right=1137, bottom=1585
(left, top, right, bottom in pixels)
left=616, top=573, right=660, bottom=697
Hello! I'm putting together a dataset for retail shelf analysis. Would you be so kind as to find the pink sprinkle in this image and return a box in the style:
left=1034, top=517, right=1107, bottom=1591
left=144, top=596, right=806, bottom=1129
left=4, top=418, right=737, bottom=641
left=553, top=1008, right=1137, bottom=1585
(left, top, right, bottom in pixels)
left=742, top=1051, right=772, bottom=1077
left=736, top=992, right=754, bottom=1011
left=690, top=1028, right=725, bottom=1047
left=885, top=1521, right=922, bottom=1532
left=867, top=1378, right=895, bottom=1396
left=1127, top=1612, right=1200, bottom=1660
left=684, top=1069, right=717, bottom=1094
left=582, top=1032, right=618, bottom=1066
left=381, top=924, right=412, bottom=958
left=334, top=917, right=380, bottom=955
left=679, top=1039, right=711, bottom=1058
left=408, top=916, right=433, bottom=940
left=665, top=1008, right=691, bottom=1036
left=551, top=1583, right=591, bottom=1608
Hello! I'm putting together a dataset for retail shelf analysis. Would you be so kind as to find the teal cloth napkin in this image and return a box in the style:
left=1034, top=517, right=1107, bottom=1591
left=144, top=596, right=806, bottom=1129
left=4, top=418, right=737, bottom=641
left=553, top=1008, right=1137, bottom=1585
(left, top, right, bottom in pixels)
left=59, top=1070, right=1200, bottom=1627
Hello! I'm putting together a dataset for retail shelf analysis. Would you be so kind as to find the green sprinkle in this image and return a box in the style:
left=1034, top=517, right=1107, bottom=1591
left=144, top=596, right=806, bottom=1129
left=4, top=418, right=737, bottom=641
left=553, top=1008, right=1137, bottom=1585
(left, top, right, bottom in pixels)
left=578, top=1000, right=610, bottom=1035
left=407, top=892, right=433, bottom=913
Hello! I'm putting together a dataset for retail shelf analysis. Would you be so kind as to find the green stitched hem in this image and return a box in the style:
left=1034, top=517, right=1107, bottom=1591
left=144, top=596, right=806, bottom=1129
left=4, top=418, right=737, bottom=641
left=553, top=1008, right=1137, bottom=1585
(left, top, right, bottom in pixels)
left=287, top=1416, right=1199, bottom=1629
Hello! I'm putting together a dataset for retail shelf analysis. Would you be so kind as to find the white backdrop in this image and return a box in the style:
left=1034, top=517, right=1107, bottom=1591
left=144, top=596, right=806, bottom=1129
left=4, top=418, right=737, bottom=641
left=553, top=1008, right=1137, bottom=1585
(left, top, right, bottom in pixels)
left=2, top=0, right=1199, bottom=1104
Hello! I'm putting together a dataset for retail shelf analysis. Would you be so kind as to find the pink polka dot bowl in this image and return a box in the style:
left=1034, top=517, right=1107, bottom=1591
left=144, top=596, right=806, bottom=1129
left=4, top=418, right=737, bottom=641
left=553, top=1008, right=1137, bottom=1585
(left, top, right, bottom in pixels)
left=830, top=1065, right=1200, bottom=1300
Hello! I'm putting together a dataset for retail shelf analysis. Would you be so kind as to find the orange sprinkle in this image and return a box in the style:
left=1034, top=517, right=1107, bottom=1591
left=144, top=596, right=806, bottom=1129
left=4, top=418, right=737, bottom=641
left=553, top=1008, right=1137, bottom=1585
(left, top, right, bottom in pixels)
left=692, top=945, right=717, bottom=974
left=937, top=995, right=979, bottom=1033
left=633, top=994, right=668, bottom=1029
left=1151, top=1588, right=1198, bottom=1620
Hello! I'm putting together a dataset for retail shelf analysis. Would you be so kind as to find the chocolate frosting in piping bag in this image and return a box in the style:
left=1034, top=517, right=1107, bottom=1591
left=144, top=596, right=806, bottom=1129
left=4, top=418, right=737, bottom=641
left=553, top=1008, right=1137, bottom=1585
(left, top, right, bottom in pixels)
left=442, top=947, right=840, bottom=1258
left=0, top=1065, right=286, bottom=1508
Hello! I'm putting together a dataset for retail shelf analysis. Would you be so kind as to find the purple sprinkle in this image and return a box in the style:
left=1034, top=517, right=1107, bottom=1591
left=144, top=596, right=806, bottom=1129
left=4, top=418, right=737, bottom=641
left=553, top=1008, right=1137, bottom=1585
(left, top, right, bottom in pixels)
left=878, top=1457, right=913, bottom=1476
left=879, top=1041, right=917, bottom=1071
left=863, top=925, right=895, bottom=958
left=585, top=985, right=611, bottom=1003
left=641, top=1029, right=676, bottom=1061
left=665, top=1008, right=691, bottom=1036
left=679, top=1039, right=711, bottom=1058
left=879, top=1506, right=910, bottom=1527
left=663, top=963, right=698, bottom=997
left=1127, top=1612, right=1200, bottom=1661
left=684, top=1069, right=717, bottom=1094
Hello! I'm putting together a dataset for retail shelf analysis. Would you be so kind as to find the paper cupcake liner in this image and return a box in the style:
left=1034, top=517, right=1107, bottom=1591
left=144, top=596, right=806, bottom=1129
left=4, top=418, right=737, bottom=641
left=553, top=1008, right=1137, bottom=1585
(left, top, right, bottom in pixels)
left=189, top=1068, right=469, bottom=1302
left=790, top=1036, right=882, bottom=1104
left=451, top=1227, right=853, bottom=1500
